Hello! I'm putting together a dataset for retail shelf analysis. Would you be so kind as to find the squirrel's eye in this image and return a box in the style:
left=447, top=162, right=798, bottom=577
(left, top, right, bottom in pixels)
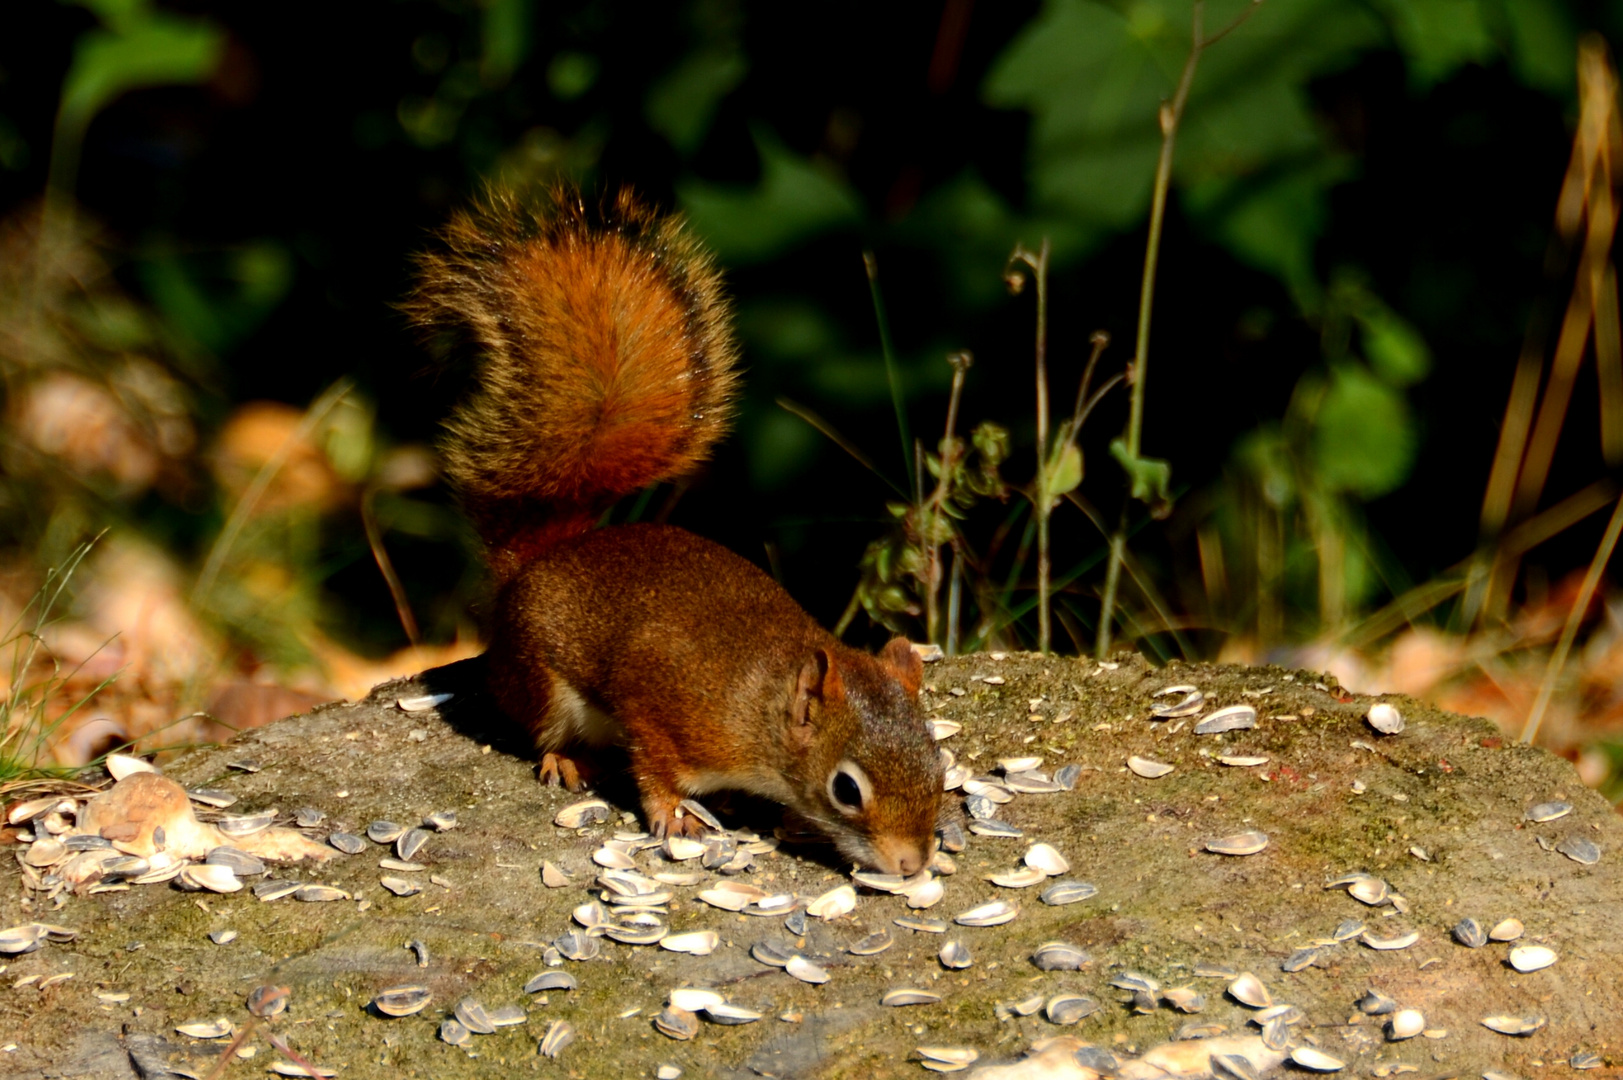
left=832, top=771, right=862, bottom=810
left=827, top=760, right=872, bottom=816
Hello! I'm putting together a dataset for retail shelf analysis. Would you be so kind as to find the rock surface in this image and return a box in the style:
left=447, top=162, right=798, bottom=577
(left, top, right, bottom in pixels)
left=1, top=652, right=1618, bottom=1079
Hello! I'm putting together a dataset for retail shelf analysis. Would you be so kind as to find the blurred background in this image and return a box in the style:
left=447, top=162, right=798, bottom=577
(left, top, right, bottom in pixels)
left=2, top=0, right=1622, bottom=800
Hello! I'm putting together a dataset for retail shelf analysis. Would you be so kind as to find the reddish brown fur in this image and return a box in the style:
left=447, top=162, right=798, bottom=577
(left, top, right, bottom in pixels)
left=408, top=188, right=943, bottom=873
left=406, top=187, right=738, bottom=584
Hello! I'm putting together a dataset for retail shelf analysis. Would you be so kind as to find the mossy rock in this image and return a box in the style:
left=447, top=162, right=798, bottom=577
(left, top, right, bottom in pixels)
left=2, top=653, right=1618, bottom=1079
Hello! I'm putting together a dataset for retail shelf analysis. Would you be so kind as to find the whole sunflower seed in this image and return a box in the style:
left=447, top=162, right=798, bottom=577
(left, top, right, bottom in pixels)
left=1452, top=918, right=1487, bottom=948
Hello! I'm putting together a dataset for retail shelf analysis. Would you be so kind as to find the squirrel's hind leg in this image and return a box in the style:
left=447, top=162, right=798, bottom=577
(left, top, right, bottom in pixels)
left=489, top=651, right=618, bottom=793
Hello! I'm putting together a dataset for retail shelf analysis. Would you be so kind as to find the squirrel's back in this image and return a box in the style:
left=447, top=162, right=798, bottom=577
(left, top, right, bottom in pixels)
left=405, top=187, right=740, bottom=582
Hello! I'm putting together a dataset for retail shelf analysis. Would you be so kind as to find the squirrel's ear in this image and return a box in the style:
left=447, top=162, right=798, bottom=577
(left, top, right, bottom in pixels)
left=791, top=649, right=838, bottom=731
left=878, top=638, right=923, bottom=698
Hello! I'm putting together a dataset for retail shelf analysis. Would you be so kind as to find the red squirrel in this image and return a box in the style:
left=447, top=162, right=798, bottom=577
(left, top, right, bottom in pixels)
left=406, top=187, right=944, bottom=876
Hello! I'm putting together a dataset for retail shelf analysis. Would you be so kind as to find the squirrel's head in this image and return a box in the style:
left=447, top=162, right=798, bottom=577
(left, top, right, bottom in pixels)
left=787, top=639, right=943, bottom=876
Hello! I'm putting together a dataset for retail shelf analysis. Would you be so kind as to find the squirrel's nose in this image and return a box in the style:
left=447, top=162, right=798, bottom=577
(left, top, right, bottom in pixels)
left=878, top=842, right=923, bottom=877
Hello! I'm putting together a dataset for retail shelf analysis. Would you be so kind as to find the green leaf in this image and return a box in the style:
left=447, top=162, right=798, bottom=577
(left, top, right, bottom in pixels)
left=1109, top=437, right=1173, bottom=511
left=1043, top=441, right=1083, bottom=506
left=1358, top=306, right=1432, bottom=387
left=1498, top=0, right=1578, bottom=97
left=547, top=52, right=598, bottom=100
left=678, top=129, right=862, bottom=264
left=1310, top=364, right=1417, bottom=498
left=59, top=17, right=223, bottom=131
left=647, top=48, right=747, bottom=155
left=480, top=0, right=532, bottom=86
left=1376, top=0, right=1494, bottom=88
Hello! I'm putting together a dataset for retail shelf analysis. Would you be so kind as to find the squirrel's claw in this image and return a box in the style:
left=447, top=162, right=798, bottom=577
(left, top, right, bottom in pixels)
left=538, top=752, right=593, bottom=792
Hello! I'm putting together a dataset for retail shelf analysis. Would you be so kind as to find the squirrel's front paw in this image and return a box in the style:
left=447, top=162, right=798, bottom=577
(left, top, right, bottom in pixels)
left=538, top=752, right=595, bottom=792
left=646, top=805, right=708, bottom=841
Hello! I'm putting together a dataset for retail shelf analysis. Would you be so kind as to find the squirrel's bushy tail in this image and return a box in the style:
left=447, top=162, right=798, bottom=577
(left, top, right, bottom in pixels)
left=406, top=187, right=740, bottom=584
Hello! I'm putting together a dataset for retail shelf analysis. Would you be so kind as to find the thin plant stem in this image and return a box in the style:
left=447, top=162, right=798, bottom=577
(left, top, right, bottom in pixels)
left=1006, top=240, right=1052, bottom=652
left=1096, top=0, right=1260, bottom=658
left=925, top=353, right=971, bottom=644
left=864, top=252, right=915, bottom=498
left=193, top=379, right=354, bottom=609
left=1521, top=489, right=1623, bottom=744
left=777, top=397, right=909, bottom=500
left=361, top=487, right=421, bottom=647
